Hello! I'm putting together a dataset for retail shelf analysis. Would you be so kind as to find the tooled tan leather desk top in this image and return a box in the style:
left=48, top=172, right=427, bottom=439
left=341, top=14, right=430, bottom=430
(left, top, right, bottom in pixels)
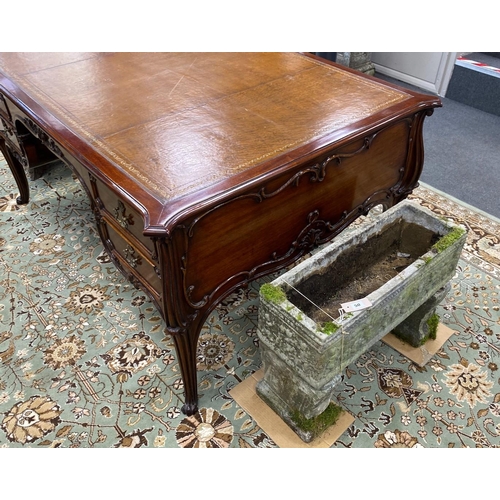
left=0, top=52, right=414, bottom=205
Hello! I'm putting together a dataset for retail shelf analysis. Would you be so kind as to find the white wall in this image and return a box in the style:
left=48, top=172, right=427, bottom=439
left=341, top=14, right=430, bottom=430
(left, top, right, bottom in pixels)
left=371, top=52, right=458, bottom=96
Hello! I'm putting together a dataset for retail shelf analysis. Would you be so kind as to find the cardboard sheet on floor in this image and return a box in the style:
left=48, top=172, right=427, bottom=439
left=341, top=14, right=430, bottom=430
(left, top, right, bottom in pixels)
left=382, top=323, right=455, bottom=366
left=230, top=369, right=354, bottom=448
left=230, top=324, right=453, bottom=447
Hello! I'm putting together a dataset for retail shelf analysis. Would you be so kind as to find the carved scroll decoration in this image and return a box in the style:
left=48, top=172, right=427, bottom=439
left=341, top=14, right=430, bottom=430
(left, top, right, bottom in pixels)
left=187, top=133, right=377, bottom=238
left=259, top=134, right=376, bottom=200
left=11, top=149, right=28, bottom=167
left=21, top=117, right=66, bottom=159
left=180, top=131, right=399, bottom=310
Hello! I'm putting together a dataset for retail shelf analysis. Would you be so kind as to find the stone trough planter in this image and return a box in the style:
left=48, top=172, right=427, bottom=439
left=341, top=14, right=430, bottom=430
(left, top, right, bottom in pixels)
left=256, top=200, right=467, bottom=442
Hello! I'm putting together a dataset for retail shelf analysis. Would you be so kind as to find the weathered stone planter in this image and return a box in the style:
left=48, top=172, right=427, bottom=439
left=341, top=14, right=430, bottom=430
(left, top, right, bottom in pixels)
left=256, top=200, right=467, bottom=442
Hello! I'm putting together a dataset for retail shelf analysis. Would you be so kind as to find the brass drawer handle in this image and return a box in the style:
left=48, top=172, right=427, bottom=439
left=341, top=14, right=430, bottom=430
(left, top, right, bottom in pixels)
left=114, top=200, right=134, bottom=229
left=123, top=245, right=141, bottom=268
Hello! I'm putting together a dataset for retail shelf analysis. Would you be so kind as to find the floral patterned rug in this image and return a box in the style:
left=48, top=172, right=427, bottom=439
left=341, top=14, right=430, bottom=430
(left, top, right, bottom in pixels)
left=1, top=156, right=500, bottom=449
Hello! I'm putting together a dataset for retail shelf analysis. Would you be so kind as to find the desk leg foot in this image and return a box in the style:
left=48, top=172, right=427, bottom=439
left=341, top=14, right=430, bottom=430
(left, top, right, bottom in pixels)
left=181, top=402, right=199, bottom=416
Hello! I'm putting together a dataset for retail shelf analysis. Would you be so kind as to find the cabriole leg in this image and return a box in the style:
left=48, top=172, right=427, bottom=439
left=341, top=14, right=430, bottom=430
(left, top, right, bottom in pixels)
left=0, top=137, right=29, bottom=204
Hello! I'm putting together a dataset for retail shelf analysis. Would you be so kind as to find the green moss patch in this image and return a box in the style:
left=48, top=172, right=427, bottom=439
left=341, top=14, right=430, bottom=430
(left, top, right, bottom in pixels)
left=432, top=227, right=465, bottom=253
left=260, top=283, right=287, bottom=304
left=426, top=312, right=440, bottom=342
left=412, top=312, right=440, bottom=346
left=291, top=403, right=343, bottom=439
left=320, top=321, right=340, bottom=335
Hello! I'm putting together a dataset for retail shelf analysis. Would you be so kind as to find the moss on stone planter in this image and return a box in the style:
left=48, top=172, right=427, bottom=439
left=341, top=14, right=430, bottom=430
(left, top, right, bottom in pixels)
left=291, top=402, right=343, bottom=440
left=432, top=227, right=465, bottom=253
left=425, top=312, right=440, bottom=342
left=260, top=283, right=287, bottom=304
left=412, top=312, right=440, bottom=346
left=320, top=321, right=340, bottom=335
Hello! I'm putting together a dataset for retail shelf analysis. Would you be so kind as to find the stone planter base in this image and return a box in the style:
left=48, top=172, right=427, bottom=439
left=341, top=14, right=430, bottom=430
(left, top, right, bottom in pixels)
left=393, top=283, right=450, bottom=347
left=256, top=200, right=467, bottom=442
left=230, top=368, right=356, bottom=447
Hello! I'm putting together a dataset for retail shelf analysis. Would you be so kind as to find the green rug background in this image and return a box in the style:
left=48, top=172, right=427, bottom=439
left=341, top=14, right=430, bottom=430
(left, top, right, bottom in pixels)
left=1, top=156, right=500, bottom=448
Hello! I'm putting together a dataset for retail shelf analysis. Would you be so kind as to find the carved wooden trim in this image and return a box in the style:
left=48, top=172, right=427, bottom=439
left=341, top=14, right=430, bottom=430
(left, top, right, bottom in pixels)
left=150, top=237, right=161, bottom=279
left=21, top=117, right=65, bottom=159
left=10, top=149, right=28, bottom=167
left=260, top=134, right=376, bottom=199
left=187, top=133, right=377, bottom=237
left=0, top=116, right=14, bottom=136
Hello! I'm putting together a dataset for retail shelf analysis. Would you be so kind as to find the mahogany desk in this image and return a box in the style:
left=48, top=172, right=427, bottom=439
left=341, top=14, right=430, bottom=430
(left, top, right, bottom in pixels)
left=0, top=53, right=441, bottom=414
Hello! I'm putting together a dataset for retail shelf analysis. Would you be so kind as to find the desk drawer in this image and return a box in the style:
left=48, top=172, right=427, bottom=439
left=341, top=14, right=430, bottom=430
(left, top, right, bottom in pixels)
left=101, top=219, right=162, bottom=299
left=91, top=176, right=155, bottom=254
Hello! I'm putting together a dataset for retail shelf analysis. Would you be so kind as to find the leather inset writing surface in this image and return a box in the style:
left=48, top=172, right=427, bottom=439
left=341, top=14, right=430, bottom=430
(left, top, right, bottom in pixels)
left=0, top=53, right=409, bottom=203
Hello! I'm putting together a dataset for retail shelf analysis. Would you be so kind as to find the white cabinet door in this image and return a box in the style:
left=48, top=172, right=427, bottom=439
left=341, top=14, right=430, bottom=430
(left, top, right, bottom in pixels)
left=371, top=52, right=457, bottom=96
